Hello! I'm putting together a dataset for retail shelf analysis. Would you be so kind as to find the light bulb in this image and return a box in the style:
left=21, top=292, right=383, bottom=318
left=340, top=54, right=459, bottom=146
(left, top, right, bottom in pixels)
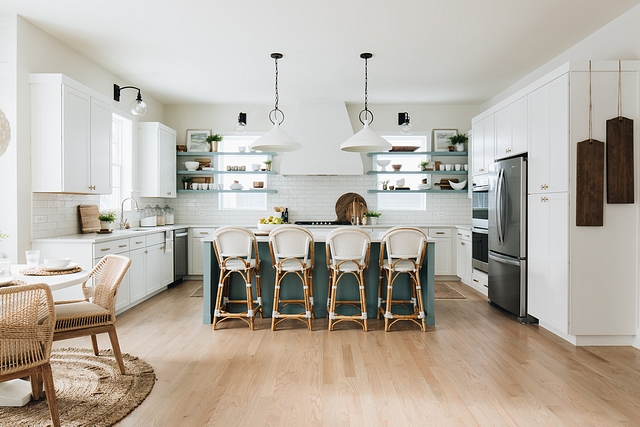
left=130, top=99, right=147, bottom=116
left=235, top=121, right=246, bottom=134
left=400, top=122, right=412, bottom=135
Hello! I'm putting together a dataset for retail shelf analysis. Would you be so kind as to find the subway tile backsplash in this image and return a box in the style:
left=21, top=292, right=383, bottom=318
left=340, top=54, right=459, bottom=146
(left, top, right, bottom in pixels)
left=32, top=175, right=470, bottom=238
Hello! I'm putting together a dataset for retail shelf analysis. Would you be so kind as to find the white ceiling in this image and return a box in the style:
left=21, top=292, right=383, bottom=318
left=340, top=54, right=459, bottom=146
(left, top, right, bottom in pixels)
left=3, top=0, right=640, bottom=106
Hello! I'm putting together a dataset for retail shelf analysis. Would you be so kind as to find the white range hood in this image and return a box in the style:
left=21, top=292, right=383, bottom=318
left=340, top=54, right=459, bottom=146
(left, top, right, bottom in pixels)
left=280, top=101, right=363, bottom=175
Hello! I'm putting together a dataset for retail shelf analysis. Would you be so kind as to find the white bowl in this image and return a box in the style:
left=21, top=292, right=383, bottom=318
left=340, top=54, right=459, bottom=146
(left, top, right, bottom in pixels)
left=238, top=146, right=246, bottom=152
left=376, top=159, right=391, bottom=169
left=395, top=178, right=405, bottom=187
left=257, top=223, right=280, bottom=232
left=449, top=180, right=467, bottom=190
left=230, top=183, right=244, bottom=190
left=43, top=258, right=71, bottom=268
left=184, top=161, right=199, bottom=171
left=417, top=183, right=431, bottom=190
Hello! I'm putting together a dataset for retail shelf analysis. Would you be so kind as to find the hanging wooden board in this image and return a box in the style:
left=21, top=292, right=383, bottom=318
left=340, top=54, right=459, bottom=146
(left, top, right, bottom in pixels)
left=576, top=139, right=605, bottom=226
left=606, top=116, right=634, bottom=204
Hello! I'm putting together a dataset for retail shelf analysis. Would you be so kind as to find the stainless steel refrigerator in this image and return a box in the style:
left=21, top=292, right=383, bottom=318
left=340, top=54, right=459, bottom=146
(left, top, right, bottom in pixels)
left=488, top=156, right=536, bottom=323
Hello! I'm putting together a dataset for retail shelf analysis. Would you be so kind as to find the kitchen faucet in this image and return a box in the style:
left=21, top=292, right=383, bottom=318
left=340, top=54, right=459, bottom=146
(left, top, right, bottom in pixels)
left=120, top=198, right=140, bottom=229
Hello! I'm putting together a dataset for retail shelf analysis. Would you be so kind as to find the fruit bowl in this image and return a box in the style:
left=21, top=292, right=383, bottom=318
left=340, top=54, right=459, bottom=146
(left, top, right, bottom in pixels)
left=257, top=223, right=281, bottom=232
left=448, top=179, right=467, bottom=190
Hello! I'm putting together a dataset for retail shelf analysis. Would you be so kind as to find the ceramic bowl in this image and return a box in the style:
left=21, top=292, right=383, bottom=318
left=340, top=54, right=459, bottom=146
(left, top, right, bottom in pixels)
left=257, top=223, right=280, bottom=232
left=230, top=183, right=244, bottom=190
left=184, top=161, right=199, bottom=171
left=238, top=146, right=246, bottom=152
left=43, top=258, right=71, bottom=268
left=395, top=178, right=405, bottom=187
left=417, top=183, right=431, bottom=190
left=376, top=159, right=391, bottom=169
left=391, top=164, right=402, bottom=171
left=253, top=181, right=264, bottom=188
left=449, top=180, right=467, bottom=190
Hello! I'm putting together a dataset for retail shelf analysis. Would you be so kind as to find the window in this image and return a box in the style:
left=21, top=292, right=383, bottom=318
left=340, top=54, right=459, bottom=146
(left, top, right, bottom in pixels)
left=376, top=134, right=429, bottom=211
left=218, top=135, right=269, bottom=210
left=100, top=113, right=133, bottom=211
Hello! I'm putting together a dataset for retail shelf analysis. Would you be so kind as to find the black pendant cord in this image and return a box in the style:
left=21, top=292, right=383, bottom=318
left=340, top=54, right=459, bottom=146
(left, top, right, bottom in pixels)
left=358, top=52, right=374, bottom=126
left=269, top=53, right=284, bottom=125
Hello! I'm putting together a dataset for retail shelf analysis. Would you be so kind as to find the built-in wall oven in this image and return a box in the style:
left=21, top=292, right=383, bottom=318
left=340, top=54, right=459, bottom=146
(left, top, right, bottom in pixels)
left=472, top=176, right=489, bottom=274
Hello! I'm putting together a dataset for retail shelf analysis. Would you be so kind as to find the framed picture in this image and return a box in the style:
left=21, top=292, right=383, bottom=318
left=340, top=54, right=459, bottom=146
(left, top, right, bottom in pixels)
left=432, top=129, right=458, bottom=151
left=186, top=129, right=211, bottom=152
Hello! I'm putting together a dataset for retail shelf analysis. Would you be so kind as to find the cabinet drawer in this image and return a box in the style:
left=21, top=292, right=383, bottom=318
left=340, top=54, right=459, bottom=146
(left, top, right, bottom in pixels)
left=428, top=228, right=451, bottom=238
left=94, top=238, right=129, bottom=257
left=456, top=228, right=471, bottom=241
left=129, top=236, right=147, bottom=250
left=146, top=232, right=165, bottom=246
left=192, top=228, right=215, bottom=238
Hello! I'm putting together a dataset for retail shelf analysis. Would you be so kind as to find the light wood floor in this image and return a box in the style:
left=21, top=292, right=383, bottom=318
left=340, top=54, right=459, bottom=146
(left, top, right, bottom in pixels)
left=53, top=280, right=640, bottom=427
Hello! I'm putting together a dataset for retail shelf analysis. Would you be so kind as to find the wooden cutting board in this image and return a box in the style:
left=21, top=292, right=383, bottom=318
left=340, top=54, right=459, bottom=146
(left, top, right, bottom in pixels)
left=576, top=139, right=605, bottom=226
left=335, top=193, right=367, bottom=223
left=78, top=204, right=101, bottom=233
left=606, top=116, right=634, bottom=203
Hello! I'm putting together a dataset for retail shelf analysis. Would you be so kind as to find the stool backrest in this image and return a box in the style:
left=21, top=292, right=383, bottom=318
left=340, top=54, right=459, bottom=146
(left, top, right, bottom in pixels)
left=326, top=227, right=371, bottom=269
left=381, top=227, right=426, bottom=266
left=269, top=225, right=314, bottom=267
left=212, top=227, right=258, bottom=266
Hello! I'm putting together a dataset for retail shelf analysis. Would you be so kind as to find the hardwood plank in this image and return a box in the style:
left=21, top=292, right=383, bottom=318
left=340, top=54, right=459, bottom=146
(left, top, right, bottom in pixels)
left=53, top=279, right=640, bottom=427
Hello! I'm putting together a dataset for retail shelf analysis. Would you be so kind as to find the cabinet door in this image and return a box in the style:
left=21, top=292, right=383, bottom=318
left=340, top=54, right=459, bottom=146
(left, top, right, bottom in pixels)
left=129, top=248, right=146, bottom=303
left=159, top=128, right=177, bottom=197
left=90, top=97, right=112, bottom=194
left=456, top=237, right=471, bottom=284
left=494, top=105, right=512, bottom=160
left=428, top=229, right=452, bottom=276
left=471, top=119, right=485, bottom=176
left=115, top=258, right=130, bottom=312
left=189, top=228, right=215, bottom=275
left=146, top=243, right=164, bottom=294
left=140, top=123, right=177, bottom=198
left=161, top=245, right=173, bottom=286
left=511, top=96, right=528, bottom=156
left=482, top=115, right=495, bottom=173
left=62, top=85, right=91, bottom=193
left=527, top=195, right=549, bottom=320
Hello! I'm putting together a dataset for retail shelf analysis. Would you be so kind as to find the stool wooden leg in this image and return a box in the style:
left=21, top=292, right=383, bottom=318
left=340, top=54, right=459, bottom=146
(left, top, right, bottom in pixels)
left=359, top=270, right=368, bottom=332
left=308, top=272, right=315, bottom=319
left=212, top=272, right=227, bottom=330
left=377, top=266, right=385, bottom=319
left=304, top=272, right=313, bottom=331
left=272, top=271, right=281, bottom=331
left=245, top=271, right=255, bottom=331
left=413, top=271, right=426, bottom=332
left=255, top=271, right=263, bottom=318
left=328, top=270, right=338, bottom=331
left=384, top=269, right=394, bottom=332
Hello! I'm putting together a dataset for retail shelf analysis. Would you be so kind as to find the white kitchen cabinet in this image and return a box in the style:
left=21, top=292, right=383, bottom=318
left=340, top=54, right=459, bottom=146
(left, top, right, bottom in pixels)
left=471, top=113, right=495, bottom=176
left=471, top=269, right=488, bottom=296
left=145, top=232, right=169, bottom=294
left=139, top=122, right=177, bottom=198
left=528, top=74, right=569, bottom=194
left=527, top=193, right=569, bottom=333
left=427, top=228, right=454, bottom=276
left=495, top=96, right=528, bottom=160
left=189, top=228, right=216, bottom=275
left=455, top=228, right=472, bottom=285
left=30, top=73, right=112, bottom=194
left=128, top=239, right=147, bottom=305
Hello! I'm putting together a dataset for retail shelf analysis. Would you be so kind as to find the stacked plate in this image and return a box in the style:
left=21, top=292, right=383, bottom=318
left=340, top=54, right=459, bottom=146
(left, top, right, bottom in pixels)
left=41, top=258, right=78, bottom=271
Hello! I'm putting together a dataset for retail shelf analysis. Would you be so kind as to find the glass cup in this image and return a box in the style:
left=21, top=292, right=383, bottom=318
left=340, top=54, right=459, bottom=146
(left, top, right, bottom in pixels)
left=25, top=250, right=40, bottom=268
left=0, top=258, right=11, bottom=276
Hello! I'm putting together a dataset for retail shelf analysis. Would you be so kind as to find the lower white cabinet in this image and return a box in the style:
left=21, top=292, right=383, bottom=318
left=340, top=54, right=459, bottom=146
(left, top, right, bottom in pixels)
left=128, top=247, right=147, bottom=305
left=456, top=228, right=472, bottom=285
left=425, top=228, right=454, bottom=276
left=471, top=269, right=488, bottom=296
left=189, top=228, right=216, bottom=275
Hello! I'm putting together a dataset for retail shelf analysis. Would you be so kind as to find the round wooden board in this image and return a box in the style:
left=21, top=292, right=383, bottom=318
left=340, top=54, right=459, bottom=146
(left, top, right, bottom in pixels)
left=335, top=192, right=367, bottom=222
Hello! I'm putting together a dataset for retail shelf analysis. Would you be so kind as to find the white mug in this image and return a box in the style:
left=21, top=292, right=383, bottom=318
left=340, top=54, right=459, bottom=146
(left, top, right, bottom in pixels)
left=208, top=183, right=215, bottom=190
left=190, top=182, right=199, bottom=190
left=463, top=164, right=468, bottom=171
left=445, top=164, right=453, bottom=171
left=455, top=164, right=461, bottom=171
left=439, top=165, right=446, bottom=171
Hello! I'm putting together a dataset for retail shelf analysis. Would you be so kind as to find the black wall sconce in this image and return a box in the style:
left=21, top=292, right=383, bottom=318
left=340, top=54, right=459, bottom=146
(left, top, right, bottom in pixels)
left=235, top=112, right=247, bottom=134
left=398, top=112, right=412, bottom=135
left=113, top=84, right=147, bottom=116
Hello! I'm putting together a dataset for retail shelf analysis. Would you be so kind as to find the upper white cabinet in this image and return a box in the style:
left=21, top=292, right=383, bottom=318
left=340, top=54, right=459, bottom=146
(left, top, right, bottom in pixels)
left=139, top=122, right=177, bottom=198
left=528, top=74, right=569, bottom=194
left=30, top=74, right=112, bottom=194
left=471, top=114, right=495, bottom=176
left=495, top=96, right=528, bottom=160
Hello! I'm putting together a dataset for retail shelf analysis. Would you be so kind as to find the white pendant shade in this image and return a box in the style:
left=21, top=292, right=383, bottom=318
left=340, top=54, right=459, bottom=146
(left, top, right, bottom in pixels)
left=0, top=108, right=11, bottom=157
left=340, top=122, right=391, bottom=152
left=251, top=122, right=302, bottom=152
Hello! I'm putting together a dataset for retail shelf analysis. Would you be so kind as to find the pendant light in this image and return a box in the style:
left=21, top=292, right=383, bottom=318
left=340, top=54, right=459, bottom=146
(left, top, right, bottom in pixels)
left=251, top=53, right=301, bottom=152
left=341, top=53, right=391, bottom=153
left=0, top=108, right=10, bottom=157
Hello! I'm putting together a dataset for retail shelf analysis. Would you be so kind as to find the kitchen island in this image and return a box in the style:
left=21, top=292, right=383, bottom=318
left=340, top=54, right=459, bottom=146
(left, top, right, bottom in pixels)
left=202, top=228, right=436, bottom=326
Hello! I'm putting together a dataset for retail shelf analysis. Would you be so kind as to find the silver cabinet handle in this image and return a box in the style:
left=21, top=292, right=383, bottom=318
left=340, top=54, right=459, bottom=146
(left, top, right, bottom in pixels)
left=101, top=247, right=110, bottom=251
left=119, top=244, right=127, bottom=248
left=136, top=241, right=144, bottom=244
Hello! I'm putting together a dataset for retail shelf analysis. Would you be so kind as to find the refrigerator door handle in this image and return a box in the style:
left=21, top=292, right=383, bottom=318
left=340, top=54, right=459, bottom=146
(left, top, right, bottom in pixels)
left=489, top=251, right=521, bottom=266
left=495, top=168, right=505, bottom=245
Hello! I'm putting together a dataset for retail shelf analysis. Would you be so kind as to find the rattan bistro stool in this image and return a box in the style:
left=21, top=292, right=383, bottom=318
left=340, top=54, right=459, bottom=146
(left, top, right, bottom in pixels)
left=377, top=227, right=427, bottom=332
left=211, top=227, right=263, bottom=330
left=268, top=225, right=314, bottom=331
left=326, top=227, right=371, bottom=331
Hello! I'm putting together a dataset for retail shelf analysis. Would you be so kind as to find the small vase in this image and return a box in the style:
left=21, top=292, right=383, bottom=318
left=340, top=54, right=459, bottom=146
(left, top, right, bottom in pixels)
left=369, top=217, right=378, bottom=225
left=456, top=144, right=465, bottom=152
left=265, top=164, right=271, bottom=171
left=448, top=146, right=455, bottom=152
left=382, top=184, right=388, bottom=190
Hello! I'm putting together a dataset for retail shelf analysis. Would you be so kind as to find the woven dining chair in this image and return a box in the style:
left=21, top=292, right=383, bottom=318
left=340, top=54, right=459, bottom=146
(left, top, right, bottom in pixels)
left=0, top=283, right=60, bottom=427
left=377, top=227, right=427, bottom=331
left=53, top=254, right=131, bottom=374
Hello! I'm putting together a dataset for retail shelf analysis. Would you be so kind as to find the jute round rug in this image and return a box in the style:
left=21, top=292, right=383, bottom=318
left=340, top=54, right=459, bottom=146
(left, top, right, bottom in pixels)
left=0, top=348, right=155, bottom=427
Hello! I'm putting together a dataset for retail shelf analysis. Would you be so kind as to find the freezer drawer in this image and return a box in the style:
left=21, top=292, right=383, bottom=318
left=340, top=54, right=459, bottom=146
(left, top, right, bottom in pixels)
left=488, top=251, right=530, bottom=320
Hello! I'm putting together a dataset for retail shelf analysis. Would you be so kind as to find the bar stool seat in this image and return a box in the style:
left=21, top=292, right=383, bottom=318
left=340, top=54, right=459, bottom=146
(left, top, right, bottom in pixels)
left=378, top=227, right=427, bottom=332
left=211, top=226, right=263, bottom=330
left=269, top=225, right=314, bottom=331
left=326, top=227, right=371, bottom=331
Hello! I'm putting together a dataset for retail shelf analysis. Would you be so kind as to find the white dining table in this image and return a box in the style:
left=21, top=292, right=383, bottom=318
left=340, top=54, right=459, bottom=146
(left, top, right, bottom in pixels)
left=0, top=264, right=89, bottom=407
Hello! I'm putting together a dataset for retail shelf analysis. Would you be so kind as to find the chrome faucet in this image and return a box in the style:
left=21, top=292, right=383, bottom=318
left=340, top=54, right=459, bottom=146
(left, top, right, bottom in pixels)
left=120, top=198, right=140, bottom=229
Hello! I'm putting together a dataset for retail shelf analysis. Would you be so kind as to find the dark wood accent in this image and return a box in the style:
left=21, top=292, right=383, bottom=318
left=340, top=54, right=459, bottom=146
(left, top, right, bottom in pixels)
left=335, top=192, right=367, bottom=223
left=576, top=139, right=605, bottom=226
left=606, top=116, right=634, bottom=204
left=78, top=204, right=100, bottom=233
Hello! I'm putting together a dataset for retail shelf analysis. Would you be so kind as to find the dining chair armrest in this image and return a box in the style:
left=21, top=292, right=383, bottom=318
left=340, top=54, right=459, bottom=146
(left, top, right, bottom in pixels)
left=54, top=299, right=86, bottom=305
left=82, top=285, right=95, bottom=300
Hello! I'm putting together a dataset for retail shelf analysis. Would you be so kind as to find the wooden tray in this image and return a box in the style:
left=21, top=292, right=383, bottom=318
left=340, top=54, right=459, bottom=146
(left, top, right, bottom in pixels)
left=335, top=193, right=367, bottom=223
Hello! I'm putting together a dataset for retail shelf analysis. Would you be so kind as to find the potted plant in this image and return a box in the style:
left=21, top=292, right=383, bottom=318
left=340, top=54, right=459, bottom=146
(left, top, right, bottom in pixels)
left=206, top=134, right=223, bottom=152
left=264, top=159, right=272, bottom=171
left=181, top=175, right=193, bottom=190
left=365, top=211, right=381, bottom=225
left=419, top=161, right=431, bottom=171
left=448, top=133, right=468, bottom=152
left=98, top=211, right=117, bottom=231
